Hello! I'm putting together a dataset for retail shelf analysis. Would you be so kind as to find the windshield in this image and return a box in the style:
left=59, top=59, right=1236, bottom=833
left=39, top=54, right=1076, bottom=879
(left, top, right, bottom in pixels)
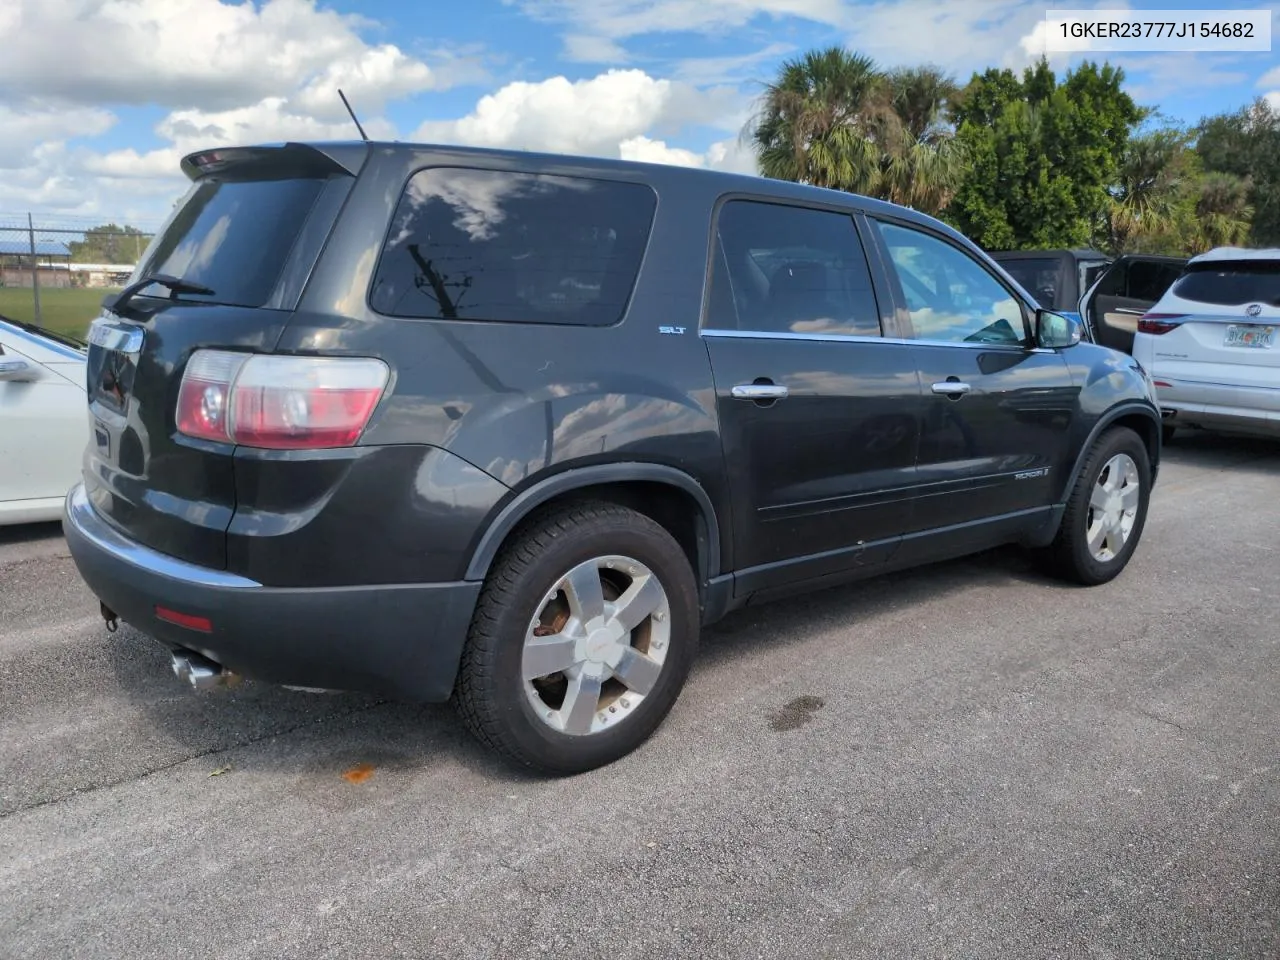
left=996, top=258, right=1061, bottom=309
left=132, top=176, right=327, bottom=308
left=1171, top=260, right=1280, bottom=307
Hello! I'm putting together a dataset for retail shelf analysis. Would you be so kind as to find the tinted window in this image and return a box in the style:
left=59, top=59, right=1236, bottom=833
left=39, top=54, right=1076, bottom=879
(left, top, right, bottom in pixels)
left=706, top=200, right=881, bottom=337
left=135, top=177, right=326, bottom=308
left=370, top=168, right=656, bottom=326
left=1168, top=260, right=1279, bottom=306
left=1079, top=260, right=1110, bottom=297
left=874, top=222, right=1026, bottom=344
left=995, top=257, right=1060, bottom=309
left=1127, top=260, right=1182, bottom=301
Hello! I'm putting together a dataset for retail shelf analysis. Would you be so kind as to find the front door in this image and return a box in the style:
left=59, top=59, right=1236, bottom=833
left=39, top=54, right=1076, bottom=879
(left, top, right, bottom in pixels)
left=864, top=217, right=1079, bottom=555
left=702, top=198, right=922, bottom=596
left=1082, top=255, right=1187, bottom=353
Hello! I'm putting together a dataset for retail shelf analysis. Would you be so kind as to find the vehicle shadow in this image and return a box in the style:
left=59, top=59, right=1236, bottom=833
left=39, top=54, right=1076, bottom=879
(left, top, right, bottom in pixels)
left=0, top=519, right=62, bottom=546
left=101, top=539, right=1074, bottom=785
left=1160, top=430, right=1280, bottom=474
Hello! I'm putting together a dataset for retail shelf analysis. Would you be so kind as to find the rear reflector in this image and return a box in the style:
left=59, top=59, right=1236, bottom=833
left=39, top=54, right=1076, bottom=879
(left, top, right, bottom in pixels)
left=176, top=350, right=390, bottom=449
left=155, top=606, right=213, bottom=633
left=1153, top=380, right=1172, bottom=388
left=1137, top=314, right=1186, bottom=335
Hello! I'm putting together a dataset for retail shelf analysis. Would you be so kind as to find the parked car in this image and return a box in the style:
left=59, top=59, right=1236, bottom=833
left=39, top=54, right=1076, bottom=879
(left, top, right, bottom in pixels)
left=62, top=141, right=1163, bottom=774
left=1079, top=253, right=1188, bottom=354
left=1129, top=247, right=1280, bottom=443
left=0, top=314, right=88, bottom=525
left=988, top=248, right=1113, bottom=323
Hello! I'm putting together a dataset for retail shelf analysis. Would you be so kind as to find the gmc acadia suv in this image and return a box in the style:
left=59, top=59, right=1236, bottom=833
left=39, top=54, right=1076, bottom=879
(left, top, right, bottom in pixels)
left=62, top=141, right=1161, bottom=774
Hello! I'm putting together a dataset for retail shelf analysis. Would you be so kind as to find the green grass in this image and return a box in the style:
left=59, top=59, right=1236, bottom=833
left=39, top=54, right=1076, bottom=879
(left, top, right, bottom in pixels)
left=0, top=286, right=120, bottom=341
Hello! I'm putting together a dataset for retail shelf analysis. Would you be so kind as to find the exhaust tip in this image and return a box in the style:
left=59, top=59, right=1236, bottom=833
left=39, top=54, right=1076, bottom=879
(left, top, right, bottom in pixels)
left=170, top=651, right=228, bottom=691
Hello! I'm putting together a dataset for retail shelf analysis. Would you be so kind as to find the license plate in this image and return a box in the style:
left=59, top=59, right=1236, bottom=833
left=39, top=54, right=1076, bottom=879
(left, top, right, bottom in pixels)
left=1224, top=324, right=1275, bottom=349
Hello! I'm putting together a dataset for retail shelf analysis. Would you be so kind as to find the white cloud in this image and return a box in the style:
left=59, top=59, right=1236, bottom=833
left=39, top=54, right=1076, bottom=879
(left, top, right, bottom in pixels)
left=0, top=0, right=446, bottom=110
left=1257, top=65, right=1280, bottom=89
left=413, top=69, right=737, bottom=156
left=562, top=34, right=632, bottom=63
left=510, top=0, right=845, bottom=38
left=1266, top=91, right=1280, bottom=110
left=0, top=103, right=115, bottom=169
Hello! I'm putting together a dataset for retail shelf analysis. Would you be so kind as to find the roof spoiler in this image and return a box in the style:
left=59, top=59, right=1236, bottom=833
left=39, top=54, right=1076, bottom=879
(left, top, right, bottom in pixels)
left=179, top=141, right=370, bottom=181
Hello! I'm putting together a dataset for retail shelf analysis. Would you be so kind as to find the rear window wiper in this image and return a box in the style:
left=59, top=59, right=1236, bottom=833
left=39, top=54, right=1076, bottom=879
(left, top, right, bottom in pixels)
left=104, top=274, right=216, bottom=314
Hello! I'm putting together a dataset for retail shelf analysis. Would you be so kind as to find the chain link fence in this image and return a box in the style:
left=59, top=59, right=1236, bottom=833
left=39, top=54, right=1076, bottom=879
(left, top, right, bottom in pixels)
left=0, top=213, right=162, bottom=340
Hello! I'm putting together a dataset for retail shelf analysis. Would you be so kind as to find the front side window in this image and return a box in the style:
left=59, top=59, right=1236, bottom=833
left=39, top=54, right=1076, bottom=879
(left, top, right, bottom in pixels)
left=705, top=199, right=881, bottom=337
left=369, top=167, right=657, bottom=326
left=873, top=221, right=1027, bottom=345
left=997, top=257, right=1060, bottom=310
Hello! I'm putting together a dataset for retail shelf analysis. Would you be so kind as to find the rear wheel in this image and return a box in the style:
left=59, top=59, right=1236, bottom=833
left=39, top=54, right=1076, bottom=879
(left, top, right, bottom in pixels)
left=453, top=501, right=699, bottom=775
left=1041, top=426, right=1151, bottom=586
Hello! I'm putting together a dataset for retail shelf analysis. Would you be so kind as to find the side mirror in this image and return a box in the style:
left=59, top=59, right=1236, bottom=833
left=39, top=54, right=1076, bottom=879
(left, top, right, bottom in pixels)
left=1035, top=309, right=1082, bottom=350
left=0, top=358, right=34, bottom=382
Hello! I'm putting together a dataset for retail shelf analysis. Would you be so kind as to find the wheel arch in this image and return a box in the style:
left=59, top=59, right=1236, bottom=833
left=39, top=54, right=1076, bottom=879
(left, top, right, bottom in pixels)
left=463, top=463, right=725, bottom=588
left=1059, top=401, right=1162, bottom=502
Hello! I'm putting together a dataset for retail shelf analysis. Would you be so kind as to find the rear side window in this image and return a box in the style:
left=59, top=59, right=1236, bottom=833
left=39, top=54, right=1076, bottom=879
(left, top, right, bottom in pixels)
left=1127, top=260, right=1182, bottom=302
left=1170, top=261, right=1280, bottom=306
left=706, top=199, right=881, bottom=337
left=370, top=168, right=657, bottom=326
left=135, top=177, right=327, bottom=308
left=996, top=258, right=1060, bottom=309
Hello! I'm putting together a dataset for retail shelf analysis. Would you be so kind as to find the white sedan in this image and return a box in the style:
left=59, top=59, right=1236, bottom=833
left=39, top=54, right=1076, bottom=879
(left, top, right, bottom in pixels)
left=1130, top=247, right=1280, bottom=443
left=0, top=314, right=89, bottom=525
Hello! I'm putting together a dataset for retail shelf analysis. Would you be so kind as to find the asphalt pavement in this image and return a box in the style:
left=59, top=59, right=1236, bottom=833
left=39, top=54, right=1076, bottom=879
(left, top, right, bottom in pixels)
left=1, top=434, right=1277, bottom=959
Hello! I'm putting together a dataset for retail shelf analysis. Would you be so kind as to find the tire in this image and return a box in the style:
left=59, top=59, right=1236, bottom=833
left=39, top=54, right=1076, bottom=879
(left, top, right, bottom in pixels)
left=1041, top=426, right=1152, bottom=586
left=453, top=501, right=700, bottom=775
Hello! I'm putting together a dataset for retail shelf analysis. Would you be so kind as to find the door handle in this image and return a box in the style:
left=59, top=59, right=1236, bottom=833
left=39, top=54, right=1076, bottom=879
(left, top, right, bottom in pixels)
left=732, top=383, right=789, bottom=401
left=931, top=380, right=972, bottom=397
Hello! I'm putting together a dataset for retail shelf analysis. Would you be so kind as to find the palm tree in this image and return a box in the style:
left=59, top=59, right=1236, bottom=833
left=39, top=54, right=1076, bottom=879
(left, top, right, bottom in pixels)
left=1189, top=172, right=1253, bottom=252
left=748, top=48, right=966, bottom=216
left=1101, top=128, right=1192, bottom=253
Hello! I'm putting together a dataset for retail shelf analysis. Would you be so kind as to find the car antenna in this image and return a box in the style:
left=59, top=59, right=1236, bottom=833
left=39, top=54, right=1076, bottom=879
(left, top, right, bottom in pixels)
left=338, top=88, right=369, bottom=142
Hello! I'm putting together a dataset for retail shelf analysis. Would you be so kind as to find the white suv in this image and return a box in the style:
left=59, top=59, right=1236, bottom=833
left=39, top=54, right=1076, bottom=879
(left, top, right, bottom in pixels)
left=1131, top=247, right=1280, bottom=443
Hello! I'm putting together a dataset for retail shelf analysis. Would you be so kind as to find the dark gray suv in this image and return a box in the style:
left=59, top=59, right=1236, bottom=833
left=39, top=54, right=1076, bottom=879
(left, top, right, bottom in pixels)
left=63, top=140, right=1162, bottom=774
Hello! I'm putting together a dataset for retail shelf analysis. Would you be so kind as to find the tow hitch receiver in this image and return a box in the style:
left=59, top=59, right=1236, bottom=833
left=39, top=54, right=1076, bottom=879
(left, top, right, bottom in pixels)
left=100, top=601, right=119, bottom=633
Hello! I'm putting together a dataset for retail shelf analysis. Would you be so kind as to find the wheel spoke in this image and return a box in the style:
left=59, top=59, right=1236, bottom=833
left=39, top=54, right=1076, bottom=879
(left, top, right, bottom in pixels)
left=1087, top=519, right=1108, bottom=555
left=612, top=646, right=663, bottom=695
left=1119, top=485, right=1140, bottom=512
left=522, top=634, right=578, bottom=680
left=560, top=671, right=603, bottom=735
left=563, top=561, right=606, bottom=623
left=1089, top=483, right=1110, bottom=511
left=1104, top=526, right=1123, bottom=557
left=610, top=575, right=664, bottom=633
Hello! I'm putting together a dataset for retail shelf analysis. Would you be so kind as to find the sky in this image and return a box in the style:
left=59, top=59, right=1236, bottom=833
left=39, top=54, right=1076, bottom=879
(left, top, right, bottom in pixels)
left=2, top=0, right=1278, bottom=227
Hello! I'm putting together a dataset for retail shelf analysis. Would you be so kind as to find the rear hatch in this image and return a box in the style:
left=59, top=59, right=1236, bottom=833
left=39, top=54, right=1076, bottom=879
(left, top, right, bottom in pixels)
left=1139, top=257, right=1280, bottom=396
left=82, top=143, right=363, bottom=569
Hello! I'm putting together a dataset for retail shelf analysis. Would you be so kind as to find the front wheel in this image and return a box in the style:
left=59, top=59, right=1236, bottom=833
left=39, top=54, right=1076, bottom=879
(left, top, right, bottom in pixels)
left=1040, top=426, right=1152, bottom=586
left=453, top=501, right=700, bottom=775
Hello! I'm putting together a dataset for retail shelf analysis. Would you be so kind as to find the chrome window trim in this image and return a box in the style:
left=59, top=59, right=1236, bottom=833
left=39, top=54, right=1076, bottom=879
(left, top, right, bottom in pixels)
left=700, top=328, right=1032, bottom=351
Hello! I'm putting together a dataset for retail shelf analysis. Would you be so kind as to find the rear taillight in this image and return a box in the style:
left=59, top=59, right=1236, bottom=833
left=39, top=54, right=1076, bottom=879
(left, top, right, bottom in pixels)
left=175, top=350, right=390, bottom=449
left=1137, top=314, right=1186, bottom=335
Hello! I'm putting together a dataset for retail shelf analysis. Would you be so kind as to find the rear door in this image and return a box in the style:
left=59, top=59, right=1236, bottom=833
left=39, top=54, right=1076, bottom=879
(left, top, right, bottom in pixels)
left=702, top=197, right=922, bottom=595
left=864, top=216, right=1078, bottom=551
left=81, top=144, right=359, bottom=568
left=1081, top=255, right=1186, bottom=353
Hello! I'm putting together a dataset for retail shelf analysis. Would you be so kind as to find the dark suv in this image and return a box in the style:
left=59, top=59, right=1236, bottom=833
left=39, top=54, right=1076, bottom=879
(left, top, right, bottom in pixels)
left=63, top=141, right=1161, bottom=774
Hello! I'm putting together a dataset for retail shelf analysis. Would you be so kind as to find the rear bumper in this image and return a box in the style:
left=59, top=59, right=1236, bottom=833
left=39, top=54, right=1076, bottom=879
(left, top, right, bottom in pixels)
left=1158, top=379, right=1280, bottom=437
left=62, top=483, right=481, bottom=702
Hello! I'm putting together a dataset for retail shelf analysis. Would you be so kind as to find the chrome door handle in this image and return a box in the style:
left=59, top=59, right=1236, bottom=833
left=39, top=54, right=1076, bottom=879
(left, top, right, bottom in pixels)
left=731, top=383, right=789, bottom=401
left=931, top=381, right=972, bottom=397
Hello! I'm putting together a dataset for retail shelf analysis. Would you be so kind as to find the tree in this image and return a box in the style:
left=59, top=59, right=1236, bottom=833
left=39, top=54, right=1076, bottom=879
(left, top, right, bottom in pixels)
left=1098, top=126, right=1197, bottom=254
left=748, top=47, right=966, bottom=216
left=945, top=59, right=1144, bottom=250
left=67, top=223, right=152, bottom=264
left=1196, top=97, right=1280, bottom=246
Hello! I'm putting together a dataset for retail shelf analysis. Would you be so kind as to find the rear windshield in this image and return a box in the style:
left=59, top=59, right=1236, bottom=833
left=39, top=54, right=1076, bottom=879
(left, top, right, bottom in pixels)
left=369, top=167, right=657, bottom=326
left=132, top=177, right=326, bottom=308
left=1171, top=260, right=1280, bottom=307
left=995, top=258, right=1060, bottom=308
